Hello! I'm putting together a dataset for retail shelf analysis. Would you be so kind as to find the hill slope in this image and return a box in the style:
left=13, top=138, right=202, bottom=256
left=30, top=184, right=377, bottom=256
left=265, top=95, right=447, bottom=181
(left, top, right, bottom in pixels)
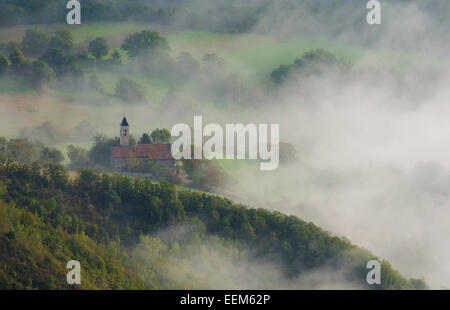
left=0, top=157, right=428, bottom=289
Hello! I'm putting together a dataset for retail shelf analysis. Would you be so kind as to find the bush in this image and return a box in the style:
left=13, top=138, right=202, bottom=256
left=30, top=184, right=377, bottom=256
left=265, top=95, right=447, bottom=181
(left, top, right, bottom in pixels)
left=40, top=48, right=81, bottom=77
left=121, top=30, right=169, bottom=58
left=67, top=145, right=90, bottom=167
left=270, top=49, right=344, bottom=84
left=88, top=37, right=109, bottom=60
left=9, top=47, right=30, bottom=74
left=89, top=134, right=119, bottom=166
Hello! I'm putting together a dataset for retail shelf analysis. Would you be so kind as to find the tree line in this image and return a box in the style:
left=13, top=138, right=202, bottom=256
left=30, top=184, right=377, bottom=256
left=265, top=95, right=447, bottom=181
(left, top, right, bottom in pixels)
left=0, top=27, right=240, bottom=105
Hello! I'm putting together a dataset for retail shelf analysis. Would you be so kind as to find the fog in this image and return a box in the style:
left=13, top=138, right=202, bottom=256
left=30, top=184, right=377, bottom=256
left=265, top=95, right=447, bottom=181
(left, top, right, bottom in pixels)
left=131, top=225, right=366, bottom=289
left=221, top=66, right=450, bottom=288
left=2, top=0, right=450, bottom=288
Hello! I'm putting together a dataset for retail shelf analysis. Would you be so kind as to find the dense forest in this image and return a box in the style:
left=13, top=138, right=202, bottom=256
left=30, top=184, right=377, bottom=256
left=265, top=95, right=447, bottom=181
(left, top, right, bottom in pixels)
left=0, top=155, right=427, bottom=289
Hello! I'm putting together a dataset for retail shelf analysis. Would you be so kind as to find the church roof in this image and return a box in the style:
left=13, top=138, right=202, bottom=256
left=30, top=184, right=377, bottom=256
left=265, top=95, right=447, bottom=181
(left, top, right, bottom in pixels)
left=120, top=117, right=129, bottom=126
left=111, top=143, right=173, bottom=160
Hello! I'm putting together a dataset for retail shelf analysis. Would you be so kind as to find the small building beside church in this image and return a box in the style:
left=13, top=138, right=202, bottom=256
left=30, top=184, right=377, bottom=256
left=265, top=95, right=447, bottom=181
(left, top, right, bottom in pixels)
left=111, top=117, right=175, bottom=170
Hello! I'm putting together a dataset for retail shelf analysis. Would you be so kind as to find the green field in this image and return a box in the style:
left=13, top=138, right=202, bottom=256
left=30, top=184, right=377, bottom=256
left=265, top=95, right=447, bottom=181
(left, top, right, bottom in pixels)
left=69, top=22, right=159, bottom=44
left=0, top=22, right=366, bottom=83
left=0, top=22, right=157, bottom=44
left=0, top=22, right=423, bottom=134
left=222, top=39, right=363, bottom=82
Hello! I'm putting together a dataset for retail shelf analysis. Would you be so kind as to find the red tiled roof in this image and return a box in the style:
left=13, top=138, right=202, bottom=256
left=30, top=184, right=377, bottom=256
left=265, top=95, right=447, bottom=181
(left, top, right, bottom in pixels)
left=111, top=144, right=173, bottom=160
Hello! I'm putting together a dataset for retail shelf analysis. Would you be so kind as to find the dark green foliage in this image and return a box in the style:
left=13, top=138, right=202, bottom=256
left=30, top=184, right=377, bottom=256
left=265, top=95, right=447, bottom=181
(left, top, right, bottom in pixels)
left=4, top=138, right=37, bottom=162
left=0, top=156, right=427, bottom=289
left=28, top=60, right=56, bottom=88
left=88, top=37, right=109, bottom=60
left=121, top=30, right=170, bottom=58
left=138, top=133, right=152, bottom=144
left=89, top=134, right=119, bottom=167
left=111, top=50, right=122, bottom=64
left=0, top=157, right=425, bottom=289
left=0, top=4, right=25, bottom=27
left=39, top=148, right=64, bottom=165
left=410, top=278, right=429, bottom=290
left=67, top=145, right=90, bottom=168
left=150, top=128, right=171, bottom=144
left=8, top=47, right=30, bottom=74
left=271, top=49, right=345, bottom=84
left=44, top=164, right=69, bottom=188
left=48, top=30, right=74, bottom=54
left=21, top=28, right=50, bottom=55
left=129, top=161, right=173, bottom=179
left=40, top=48, right=81, bottom=77
left=0, top=54, right=7, bottom=75
left=0, top=137, right=63, bottom=164
left=115, top=78, right=145, bottom=103
left=182, top=158, right=224, bottom=190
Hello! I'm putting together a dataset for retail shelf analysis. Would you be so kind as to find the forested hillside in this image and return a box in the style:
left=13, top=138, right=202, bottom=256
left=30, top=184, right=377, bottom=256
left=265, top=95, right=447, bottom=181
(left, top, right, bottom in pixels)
left=0, top=156, right=427, bottom=289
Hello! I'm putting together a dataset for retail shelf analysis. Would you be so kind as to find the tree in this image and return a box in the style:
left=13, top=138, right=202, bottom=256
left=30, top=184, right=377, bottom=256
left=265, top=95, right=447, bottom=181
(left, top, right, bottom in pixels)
left=40, top=48, right=81, bottom=77
left=88, top=37, right=109, bottom=60
left=295, top=49, right=338, bottom=67
left=21, top=28, right=50, bottom=55
left=44, top=164, right=69, bottom=189
left=409, top=278, right=429, bottom=290
left=150, top=129, right=171, bottom=144
left=270, top=64, right=291, bottom=84
left=89, top=134, right=119, bottom=166
left=9, top=47, right=29, bottom=73
left=138, top=133, right=152, bottom=144
left=111, top=50, right=122, bottom=64
left=270, top=49, right=342, bottom=84
left=121, top=30, right=169, bottom=58
left=67, top=144, right=90, bottom=167
left=48, top=29, right=74, bottom=54
left=115, top=78, right=145, bottom=103
left=40, top=147, right=64, bottom=164
left=0, top=4, right=25, bottom=27
left=0, top=54, right=7, bottom=75
left=7, top=138, right=38, bottom=162
left=29, top=60, right=56, bottom=88
left=182, top=157, right=223, bottom=190
left=0, top=137, right=7, bottom=155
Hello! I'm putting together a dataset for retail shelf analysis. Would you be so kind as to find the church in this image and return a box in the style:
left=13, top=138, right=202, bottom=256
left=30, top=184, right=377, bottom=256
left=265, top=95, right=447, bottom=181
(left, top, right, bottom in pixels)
left=110, top=117, right=175, bottom=170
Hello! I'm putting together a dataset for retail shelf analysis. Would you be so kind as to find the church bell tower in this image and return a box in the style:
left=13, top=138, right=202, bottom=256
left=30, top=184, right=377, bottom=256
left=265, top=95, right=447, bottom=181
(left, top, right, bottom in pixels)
left=120, top=116, right=129, bottom=147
